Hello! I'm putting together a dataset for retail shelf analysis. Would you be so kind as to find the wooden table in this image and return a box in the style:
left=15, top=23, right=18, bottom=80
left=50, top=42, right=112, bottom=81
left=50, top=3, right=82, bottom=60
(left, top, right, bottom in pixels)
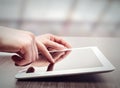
left=0, top=37, right=120, bottom=88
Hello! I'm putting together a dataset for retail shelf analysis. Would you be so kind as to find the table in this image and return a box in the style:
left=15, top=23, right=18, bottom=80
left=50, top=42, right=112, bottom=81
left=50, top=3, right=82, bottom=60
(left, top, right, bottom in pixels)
left=0, top=37, right=120, bottom=88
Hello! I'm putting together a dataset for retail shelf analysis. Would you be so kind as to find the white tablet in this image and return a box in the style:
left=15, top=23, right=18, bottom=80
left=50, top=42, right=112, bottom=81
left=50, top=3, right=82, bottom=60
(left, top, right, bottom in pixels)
left=15, top=47, right=115, bottom=79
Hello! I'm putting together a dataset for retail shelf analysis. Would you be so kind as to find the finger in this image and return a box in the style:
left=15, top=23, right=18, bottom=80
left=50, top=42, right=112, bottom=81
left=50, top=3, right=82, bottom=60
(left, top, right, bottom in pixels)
left=45, top=40, right=65, bottom=50
left=36, top=41, right=54, bottom=63
left=17, top=51, right=33, bottom=63
left=16, top=51, right=24, bottom=57
left=34, top=42, right=38, bottom=60
left=15, top=44, right=33, bottom=66
left=12, top=55, right=22, bottom=62
left=23, top=44, right=33, bottom=65
left=51, top=35, right=72, bottom=48
left=52, top=52, right=65, bottom=61
left=31, top=42, right=36, bottom=62
left=55, top=51, right=71, bottom=63
left=12, top=55, right=32, bottom=66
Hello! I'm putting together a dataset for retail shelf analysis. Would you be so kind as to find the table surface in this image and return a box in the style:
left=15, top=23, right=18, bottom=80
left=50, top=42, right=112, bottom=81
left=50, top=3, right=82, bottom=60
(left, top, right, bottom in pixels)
left=0, top=37, right=120, bottom=88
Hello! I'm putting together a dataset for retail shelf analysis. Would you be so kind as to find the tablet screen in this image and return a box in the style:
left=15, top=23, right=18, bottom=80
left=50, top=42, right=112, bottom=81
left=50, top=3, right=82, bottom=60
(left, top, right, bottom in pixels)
left=48, top=49, right=102, bottom=71
left=31, top=48, right=103, bottom=72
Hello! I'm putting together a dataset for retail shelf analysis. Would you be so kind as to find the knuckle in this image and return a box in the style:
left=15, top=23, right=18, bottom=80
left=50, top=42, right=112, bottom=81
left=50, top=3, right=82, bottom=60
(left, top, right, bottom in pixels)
left=21, top=36, right=35, bottom=49
left=30, top=33, right=35, bottom=40
left=27, top=31, right=34, bottom=36
left=24, top=40, right=32, bottom=47
left=24, top=37, right=35, bottom=47
left=27, top=32, right=35, bottom=40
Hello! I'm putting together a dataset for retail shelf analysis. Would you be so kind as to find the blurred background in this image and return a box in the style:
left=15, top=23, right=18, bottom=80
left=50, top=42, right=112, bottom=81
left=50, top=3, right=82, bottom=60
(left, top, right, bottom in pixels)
left=0, top=0, right=120, bottom=37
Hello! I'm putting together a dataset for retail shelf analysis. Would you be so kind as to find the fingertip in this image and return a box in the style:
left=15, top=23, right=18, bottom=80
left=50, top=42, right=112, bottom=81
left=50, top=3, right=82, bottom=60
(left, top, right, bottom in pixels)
left=68, top=43, right=72, bottom=48
left=51, top=59, right=55, bottom=64
left=37, top=42, right=55, bottom=64
left=47, top=57, right=55, bottom=64
left=65, top=42, right=72, bottom=48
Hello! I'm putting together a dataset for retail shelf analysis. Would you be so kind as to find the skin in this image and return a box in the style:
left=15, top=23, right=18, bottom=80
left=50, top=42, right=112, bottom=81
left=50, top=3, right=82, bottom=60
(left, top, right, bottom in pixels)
left=35, top=34, right=71, bottom=63
left=0, top=26, right=71, bottom=66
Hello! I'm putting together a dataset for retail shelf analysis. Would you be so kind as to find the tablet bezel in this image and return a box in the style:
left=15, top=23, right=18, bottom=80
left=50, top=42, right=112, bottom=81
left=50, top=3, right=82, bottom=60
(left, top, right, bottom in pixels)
left=15, top=47, right=115, bottom=79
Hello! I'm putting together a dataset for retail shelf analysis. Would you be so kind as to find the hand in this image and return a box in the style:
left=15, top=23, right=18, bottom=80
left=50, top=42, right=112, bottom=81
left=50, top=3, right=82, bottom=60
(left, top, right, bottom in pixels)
left=35, top=34, right=71, bottom=63
left=0, top=27, right=38, bottom=66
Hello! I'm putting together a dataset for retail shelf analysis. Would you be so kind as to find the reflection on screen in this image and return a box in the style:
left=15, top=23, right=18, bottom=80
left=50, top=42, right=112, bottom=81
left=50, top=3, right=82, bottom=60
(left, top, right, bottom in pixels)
left=46, top=49, right=102, bottom=71
left=29, top=48, right=103, bottom=73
